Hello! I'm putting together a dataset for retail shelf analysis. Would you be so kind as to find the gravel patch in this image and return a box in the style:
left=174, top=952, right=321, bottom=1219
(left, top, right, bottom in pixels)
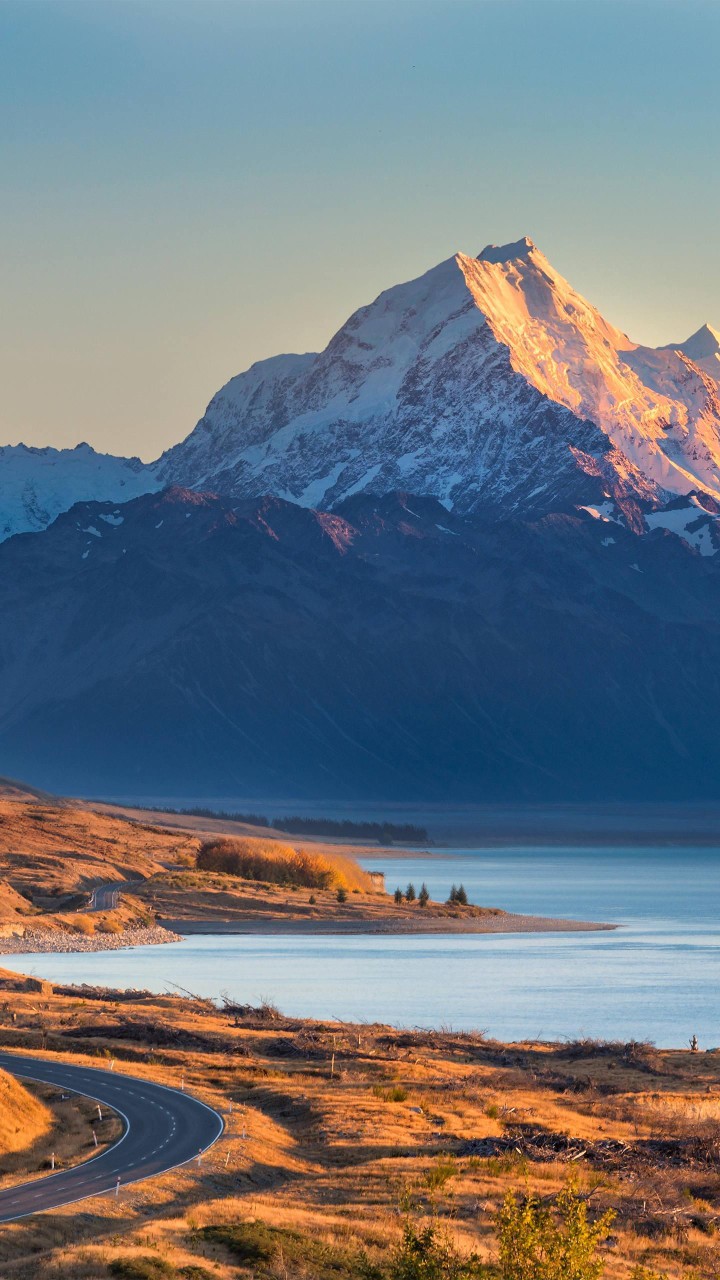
left=0, top=926, right=182, bottom=954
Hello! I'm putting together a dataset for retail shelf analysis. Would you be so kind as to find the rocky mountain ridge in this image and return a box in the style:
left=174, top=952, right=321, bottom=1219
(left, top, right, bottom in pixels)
left=4, top=238, right=720, bottom=546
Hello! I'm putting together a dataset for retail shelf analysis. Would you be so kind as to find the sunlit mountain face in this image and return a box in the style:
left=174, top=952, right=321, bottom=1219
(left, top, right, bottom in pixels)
left=4, top=237, right=720, bottom=548
left=155, top=235, right=720, bottom=531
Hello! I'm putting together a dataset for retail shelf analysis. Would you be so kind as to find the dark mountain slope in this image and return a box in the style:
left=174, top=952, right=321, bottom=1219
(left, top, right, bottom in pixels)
left=0, top=487, right=719, bottom=801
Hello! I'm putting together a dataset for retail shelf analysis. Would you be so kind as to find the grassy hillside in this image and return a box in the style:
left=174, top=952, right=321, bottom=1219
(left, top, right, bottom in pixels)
left=0, top=799, right=196, bottom=903
left=0, top=1067, right=51, bottom=1155
left=0, top=979, right=714, bottom=1277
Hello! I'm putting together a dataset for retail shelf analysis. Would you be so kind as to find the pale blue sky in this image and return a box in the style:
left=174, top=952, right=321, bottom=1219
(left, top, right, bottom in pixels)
left=1, top=0, right=718, bottom=459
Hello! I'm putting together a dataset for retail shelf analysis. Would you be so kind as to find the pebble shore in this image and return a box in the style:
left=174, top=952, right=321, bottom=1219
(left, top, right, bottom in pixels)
left=0, top=925, right=182, bottom=954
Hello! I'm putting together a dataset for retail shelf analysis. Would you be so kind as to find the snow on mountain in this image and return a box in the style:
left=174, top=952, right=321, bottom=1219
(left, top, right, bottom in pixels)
left=155, top=236, right=720, bottom=518
left=0, top=443, right=158, bottom=540
left=3, top=237, right=720, bottom=548
left=661, top=323, right=720, bottom=381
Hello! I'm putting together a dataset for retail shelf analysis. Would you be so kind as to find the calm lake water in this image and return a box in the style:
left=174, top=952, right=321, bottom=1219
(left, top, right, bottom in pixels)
left=4, top=846, right=720, bottom=1048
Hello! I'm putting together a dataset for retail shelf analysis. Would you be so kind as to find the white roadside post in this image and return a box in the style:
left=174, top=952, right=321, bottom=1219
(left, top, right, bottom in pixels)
left=115, top=1177, right=120, bottom=1198
left=50, top=1152, right=55, bottom=1170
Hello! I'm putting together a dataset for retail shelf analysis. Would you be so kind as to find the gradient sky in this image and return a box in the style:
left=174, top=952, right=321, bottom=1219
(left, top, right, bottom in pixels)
left=1, top=0, right=719, bottom=461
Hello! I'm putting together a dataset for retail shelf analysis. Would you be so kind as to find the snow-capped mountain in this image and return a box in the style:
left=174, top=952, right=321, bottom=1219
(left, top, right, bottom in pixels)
left=2, top=237, right=720, bottom=558
left=0, top=442, right=157, bottom=539
left=156, top=237, right=720, bottom=524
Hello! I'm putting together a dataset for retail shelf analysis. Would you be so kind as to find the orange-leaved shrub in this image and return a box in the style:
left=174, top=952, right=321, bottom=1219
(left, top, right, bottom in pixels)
left=197, top=837, right=340, bottom=889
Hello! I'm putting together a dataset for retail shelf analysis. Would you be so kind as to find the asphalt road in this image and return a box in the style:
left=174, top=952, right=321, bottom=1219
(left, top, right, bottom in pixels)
left=88, top=880, right=140, bottom=910
left=0, top=1052, right=224, bottom=1222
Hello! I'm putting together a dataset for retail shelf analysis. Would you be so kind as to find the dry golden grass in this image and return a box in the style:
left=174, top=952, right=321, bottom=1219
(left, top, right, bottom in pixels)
left=197, top=835, right=372, bottom=891
left=0, top=975, right=715, bottom=1279
left=0, top=800, right=197, bottom=898
left=0, top=797, right=380, bottom=937
left=0, top=1067, right=51, bottom=1155
left=0, top=799, right=204, bottom=935
left=0, top=1076, right=122, bottom=1191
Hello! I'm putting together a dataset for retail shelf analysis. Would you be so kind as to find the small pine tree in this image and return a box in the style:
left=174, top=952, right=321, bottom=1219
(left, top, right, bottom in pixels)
left=394, top=887, right=404, bottom=905
left=447, top=884, right=458, bottom=904
left=418, top=883, right=430, bottom=908
left=456, top=884, right=468, bottom=905
left=405, top=883, right=416, bottom=903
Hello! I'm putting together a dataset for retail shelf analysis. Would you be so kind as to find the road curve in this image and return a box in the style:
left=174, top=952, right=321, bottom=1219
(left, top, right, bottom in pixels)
left=88, top=880, right=142, bottom=911
left=0, top=1052, right=224, bottom=1222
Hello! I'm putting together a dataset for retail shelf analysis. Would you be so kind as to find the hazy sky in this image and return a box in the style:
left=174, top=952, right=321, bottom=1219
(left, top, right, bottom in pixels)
left=1, top=0, right=719, bottom=461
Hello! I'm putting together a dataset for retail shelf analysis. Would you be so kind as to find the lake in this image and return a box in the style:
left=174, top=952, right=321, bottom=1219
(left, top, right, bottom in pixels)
left=4, top=845, right=720, bottom=1048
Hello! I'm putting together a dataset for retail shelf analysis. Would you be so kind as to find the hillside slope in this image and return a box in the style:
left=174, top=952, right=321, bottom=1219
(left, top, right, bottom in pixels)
left=0, top=1069, right=51, bottom=1156
left=0, top=487, right=719, bottom=800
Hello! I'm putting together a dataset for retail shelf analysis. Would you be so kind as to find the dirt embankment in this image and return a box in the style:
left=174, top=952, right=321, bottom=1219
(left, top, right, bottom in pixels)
left=0, top=1067, right=51, bottom=1155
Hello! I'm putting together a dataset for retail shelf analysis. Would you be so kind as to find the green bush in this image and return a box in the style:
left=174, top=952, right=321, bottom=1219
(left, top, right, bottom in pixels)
left=424, top=1156, right=458, bottom=1191
left=109, top=1258, right=176, bottom=1280
left=198, top=1221, right=372, bottom=1279
left=373, top=1084, right=409, bottom=1102
left=497, top=1184, right=614, bottom=1280
left=388, top=1222, right=486, bottom=1279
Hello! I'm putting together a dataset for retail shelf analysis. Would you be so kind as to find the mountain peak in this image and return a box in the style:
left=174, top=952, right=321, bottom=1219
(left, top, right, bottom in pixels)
left=661, top=322, right=720, bottom=375
left=680, top=323, right=720, bottom=358
left=477, top=236, right=539, bottom=264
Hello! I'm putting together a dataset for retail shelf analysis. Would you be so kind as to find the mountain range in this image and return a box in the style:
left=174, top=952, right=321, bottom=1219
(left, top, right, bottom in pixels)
left=3, top=236, right=720, bottom=800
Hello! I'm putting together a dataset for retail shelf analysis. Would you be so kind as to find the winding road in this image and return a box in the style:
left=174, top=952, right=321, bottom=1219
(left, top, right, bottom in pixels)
left=0, top=1052, right=224, bottom=1222
left=88, top=880, right=142, bottom=911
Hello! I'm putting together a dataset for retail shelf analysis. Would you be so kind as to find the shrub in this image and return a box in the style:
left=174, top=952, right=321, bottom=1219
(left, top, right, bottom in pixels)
left=373, top=1084, right=408, bottom=1102
left=198, top=1221, right=371, bottom=1279
left=72, top=915, right=95, bottom=935
left=424, top=1156, right=458, bottom=1191
left=109, top=1258, right=175, bottom=1280
left=388, top=1221, right=485, bottom=1279
left=97, top=918, right=123, bottom=934
left=337, top=887, right=348, bottom=903
left=497, top=1183, right=615, bottom=1280
left=197, top=837, right=337, bottom=888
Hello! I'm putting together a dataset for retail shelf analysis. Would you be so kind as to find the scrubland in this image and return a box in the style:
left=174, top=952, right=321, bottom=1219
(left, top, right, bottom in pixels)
left=0, top=971, right=716, bottom=1279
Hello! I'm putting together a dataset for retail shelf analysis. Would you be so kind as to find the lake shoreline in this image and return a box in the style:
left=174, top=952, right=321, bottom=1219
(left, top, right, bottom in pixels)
left=0, top=925, right=182, bottom=954
left=158, top=911, right=616, bottom=936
